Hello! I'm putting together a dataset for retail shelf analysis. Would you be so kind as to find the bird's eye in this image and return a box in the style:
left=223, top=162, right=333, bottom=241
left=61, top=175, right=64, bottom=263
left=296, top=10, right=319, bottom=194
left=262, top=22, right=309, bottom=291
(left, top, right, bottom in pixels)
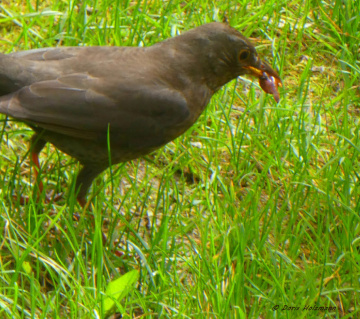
left=239, top=50, right=250, bottom=61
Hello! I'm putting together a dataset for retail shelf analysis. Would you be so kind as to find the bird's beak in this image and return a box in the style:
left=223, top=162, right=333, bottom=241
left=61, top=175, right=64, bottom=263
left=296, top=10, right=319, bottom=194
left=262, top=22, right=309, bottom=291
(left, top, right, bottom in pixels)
left=245, top=61, right=282, bottom=103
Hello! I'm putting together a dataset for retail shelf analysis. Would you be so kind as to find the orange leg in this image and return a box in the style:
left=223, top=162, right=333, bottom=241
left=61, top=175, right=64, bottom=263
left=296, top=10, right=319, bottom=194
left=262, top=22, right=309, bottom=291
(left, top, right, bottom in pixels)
left=30, top=151, right=63, bottom=203
left=14, top=133, right=64, bottom=204
left=31, top=150, right=44, bottom=196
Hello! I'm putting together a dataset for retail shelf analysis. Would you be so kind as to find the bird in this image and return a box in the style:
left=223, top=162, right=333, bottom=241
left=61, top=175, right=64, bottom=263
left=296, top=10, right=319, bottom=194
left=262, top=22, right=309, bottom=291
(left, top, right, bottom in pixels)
left=0, top=22, right=282, bottom=207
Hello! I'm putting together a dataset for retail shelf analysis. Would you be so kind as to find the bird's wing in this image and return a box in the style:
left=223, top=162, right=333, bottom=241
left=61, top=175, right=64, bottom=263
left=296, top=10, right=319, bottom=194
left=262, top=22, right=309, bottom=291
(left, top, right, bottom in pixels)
left=0, top=73, right=191, bottom=149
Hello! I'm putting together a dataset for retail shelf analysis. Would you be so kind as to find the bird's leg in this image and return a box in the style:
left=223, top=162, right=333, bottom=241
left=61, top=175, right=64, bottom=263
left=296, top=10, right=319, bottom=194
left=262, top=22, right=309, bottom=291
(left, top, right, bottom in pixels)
left=77, top=197, right=87, bottom=208
left=75, top=165, right=103, bottom=208
left=29, top=134, right=50, bottom=201
left=14, top=133, right=63, bottom=204
left=13, top=134, right=46, bottom=204
left=30, top=144, right=44, bottom=195
left=75, top=165, right=108, bottom=243
left=29, top=134, right=66, bottom=203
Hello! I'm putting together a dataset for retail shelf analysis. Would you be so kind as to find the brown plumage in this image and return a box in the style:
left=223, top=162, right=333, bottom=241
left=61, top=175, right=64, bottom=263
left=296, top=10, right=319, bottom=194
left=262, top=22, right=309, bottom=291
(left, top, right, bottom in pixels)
left=0, top=23, right=282, bottom=206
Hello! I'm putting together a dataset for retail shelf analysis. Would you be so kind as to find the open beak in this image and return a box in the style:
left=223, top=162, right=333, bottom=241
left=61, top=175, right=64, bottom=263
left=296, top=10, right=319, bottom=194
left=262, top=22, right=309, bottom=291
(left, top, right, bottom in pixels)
left=245, top=61, right=282, bottom=103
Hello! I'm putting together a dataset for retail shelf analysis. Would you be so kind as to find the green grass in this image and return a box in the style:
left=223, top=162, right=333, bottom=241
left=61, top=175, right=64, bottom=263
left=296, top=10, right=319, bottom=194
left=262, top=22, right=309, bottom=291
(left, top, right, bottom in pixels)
left=1, top=0, right=360, bottom=318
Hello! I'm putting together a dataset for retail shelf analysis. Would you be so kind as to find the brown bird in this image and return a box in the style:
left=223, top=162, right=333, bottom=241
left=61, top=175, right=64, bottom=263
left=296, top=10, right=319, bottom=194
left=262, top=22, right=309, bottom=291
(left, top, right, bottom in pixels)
left=0, top=22, right=282, bottom=206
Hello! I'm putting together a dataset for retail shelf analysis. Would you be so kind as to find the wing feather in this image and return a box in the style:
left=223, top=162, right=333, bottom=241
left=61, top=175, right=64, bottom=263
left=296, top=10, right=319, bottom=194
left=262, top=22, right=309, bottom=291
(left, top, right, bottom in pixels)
left=1, top=73, right=191, bottom=148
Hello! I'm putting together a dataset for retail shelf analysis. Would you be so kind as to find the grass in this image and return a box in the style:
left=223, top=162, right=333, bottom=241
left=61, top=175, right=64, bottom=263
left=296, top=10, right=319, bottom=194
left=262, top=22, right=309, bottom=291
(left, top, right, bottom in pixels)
left=0, top=0, right=360, bottom=318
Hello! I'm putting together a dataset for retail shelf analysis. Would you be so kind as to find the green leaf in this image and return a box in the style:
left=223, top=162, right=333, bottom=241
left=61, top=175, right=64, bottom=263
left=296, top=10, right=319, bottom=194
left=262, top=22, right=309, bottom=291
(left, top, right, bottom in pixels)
left=22, top=261, right=32, bottom=275
left=103, top=270, right=139, bottom=315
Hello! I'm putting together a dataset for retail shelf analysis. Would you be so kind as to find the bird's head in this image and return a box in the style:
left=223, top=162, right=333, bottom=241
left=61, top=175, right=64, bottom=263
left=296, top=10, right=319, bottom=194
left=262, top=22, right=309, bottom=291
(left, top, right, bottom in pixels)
left=175, top=23, right=283, bottom=102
